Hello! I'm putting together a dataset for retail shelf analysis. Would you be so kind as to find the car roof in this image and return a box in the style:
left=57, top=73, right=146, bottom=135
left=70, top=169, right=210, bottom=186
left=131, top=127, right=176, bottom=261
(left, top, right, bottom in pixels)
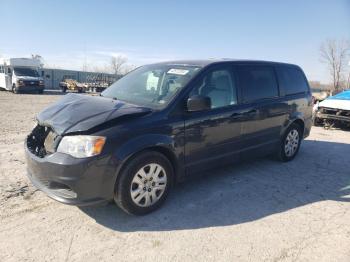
left=152, top=59, right=299, bottom=68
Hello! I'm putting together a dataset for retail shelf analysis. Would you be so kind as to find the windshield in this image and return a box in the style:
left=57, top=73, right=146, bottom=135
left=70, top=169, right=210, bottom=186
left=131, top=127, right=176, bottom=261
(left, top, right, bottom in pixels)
left=13, top=67, right=39, bottom=77
left=101, top=64, right=201, bottom=109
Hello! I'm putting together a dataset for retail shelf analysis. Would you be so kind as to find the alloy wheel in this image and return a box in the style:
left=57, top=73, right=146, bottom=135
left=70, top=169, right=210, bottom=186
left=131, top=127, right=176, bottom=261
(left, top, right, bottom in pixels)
left=130, top=163, right=167, bottom=207
left=284, top=129, right=299, bottom=157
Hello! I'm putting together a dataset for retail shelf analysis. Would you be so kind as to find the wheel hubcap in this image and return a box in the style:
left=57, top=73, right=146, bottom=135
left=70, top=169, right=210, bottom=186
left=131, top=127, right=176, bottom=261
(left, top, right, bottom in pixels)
left=284, top=129, right=299, bottom=157
left=130, top=163, right=167, bottom=207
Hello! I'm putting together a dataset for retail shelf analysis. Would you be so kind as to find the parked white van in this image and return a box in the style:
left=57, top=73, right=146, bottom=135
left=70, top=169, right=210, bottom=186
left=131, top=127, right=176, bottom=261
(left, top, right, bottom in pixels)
left=0, top=58, right=45, bottom=94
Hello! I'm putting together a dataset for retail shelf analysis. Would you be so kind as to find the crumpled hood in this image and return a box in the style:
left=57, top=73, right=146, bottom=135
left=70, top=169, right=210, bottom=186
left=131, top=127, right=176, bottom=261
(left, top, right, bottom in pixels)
left=36, top=93, right=152, bottom=135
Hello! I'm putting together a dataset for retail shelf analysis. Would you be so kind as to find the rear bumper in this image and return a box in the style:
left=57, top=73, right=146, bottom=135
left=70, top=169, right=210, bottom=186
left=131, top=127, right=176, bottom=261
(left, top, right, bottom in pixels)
left=25, top=142, right=117, bottom=206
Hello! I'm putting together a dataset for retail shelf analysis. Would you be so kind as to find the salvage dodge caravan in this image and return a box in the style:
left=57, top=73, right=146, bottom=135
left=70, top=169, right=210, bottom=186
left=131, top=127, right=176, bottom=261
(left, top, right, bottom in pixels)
left=25, top=60, right=312, bottom=215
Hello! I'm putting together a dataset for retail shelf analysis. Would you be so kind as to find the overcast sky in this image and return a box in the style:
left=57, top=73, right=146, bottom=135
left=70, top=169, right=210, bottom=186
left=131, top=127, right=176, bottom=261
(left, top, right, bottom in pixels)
left=1, top=0, right=349, bottom=83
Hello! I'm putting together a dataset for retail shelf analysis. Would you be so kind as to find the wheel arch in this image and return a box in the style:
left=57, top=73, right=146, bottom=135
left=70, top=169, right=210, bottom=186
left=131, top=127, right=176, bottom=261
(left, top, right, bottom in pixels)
left=292, top=118, right=305, bottom=136
left=113, top=134, right=182, bottom=188
left=281, top=114, right=306, bottom=138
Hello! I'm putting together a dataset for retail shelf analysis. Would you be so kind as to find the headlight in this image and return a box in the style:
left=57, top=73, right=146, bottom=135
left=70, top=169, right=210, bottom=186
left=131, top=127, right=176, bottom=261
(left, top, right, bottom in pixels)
left=57, top=135, right=106, bottom=158
left=39, top=80, right=44, bottom=86
left=17, top=80, right=24, bottom=86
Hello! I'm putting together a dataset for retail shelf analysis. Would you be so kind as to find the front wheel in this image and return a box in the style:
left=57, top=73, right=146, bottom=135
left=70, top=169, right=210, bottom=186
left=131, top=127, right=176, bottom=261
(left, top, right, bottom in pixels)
left=313, top=116, right=322, bottom=126
left=277, top=123, right=302, bottom=162
left=12, top=85, right=19, bottom=94
left=114, top=151, right=173, bottom=215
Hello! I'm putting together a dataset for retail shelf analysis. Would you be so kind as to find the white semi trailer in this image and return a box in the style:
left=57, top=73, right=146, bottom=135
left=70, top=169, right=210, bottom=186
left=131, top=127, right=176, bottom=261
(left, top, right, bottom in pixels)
left=0, top=58, right=45, bottom=94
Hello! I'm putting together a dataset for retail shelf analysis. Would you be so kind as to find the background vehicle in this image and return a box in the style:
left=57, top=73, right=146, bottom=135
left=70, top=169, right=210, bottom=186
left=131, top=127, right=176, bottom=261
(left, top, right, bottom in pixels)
left=59, top=75, right=86, bottom=93
left=311, top=88, right=329, bottom=102
left=0, top=58, right=45, bottom=94
left=25, top=60, right=312, bottom=215
left=86, top=73, right=117, bottom=92
left=313, top=90, right=350, bottom=128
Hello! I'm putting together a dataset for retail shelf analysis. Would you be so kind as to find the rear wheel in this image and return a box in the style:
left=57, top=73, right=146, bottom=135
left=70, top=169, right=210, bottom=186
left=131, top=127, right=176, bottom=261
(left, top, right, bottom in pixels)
left=114, top=151, right=173, bottom=215
left=277, top=123, right=302, bottom=162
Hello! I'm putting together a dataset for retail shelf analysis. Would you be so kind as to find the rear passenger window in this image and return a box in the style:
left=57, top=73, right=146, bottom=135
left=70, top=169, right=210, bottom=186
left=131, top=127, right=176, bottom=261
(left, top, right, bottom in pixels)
left=277, top=66, right=309, bottom=95
left=237, top=65, right=279, bottom=102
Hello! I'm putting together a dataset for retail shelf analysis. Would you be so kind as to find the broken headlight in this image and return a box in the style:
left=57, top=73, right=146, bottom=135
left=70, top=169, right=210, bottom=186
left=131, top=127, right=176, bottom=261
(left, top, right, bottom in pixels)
left=57, top=135, right=106, bottom=158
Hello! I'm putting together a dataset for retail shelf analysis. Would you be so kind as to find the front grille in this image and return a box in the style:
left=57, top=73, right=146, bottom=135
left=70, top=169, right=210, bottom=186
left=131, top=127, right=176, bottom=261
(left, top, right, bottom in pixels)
left=23, top=80, right=39, bottom=86
left=27, top=125, right=60, bottom=158
left=320, top=107, right=350, bottom=117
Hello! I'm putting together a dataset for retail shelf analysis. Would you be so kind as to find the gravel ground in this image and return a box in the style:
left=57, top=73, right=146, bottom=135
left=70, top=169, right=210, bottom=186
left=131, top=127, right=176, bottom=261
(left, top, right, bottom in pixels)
left=0, top=91, right=350, bottom=262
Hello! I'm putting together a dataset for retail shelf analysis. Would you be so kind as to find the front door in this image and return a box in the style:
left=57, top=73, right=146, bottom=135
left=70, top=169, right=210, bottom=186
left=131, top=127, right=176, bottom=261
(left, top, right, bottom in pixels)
left=184, top=66, right=242, bottom=174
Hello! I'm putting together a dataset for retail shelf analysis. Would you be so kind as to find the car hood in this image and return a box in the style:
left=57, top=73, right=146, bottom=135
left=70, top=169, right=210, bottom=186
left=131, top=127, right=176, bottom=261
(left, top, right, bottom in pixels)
left=17, top=76, right=43, bottom=81
left=36, top=93, right=152, bottom=135
left=318, top=91, right=350, bottom=111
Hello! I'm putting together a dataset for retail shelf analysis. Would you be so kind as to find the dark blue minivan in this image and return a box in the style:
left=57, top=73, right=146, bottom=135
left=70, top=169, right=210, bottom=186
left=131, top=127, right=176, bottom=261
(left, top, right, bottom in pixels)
left=25, top=59, right=312, bottom=215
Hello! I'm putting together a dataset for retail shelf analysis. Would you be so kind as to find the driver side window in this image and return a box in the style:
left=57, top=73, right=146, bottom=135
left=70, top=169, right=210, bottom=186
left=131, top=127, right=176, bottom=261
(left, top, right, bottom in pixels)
left=190, top=68, right=237, bottom=109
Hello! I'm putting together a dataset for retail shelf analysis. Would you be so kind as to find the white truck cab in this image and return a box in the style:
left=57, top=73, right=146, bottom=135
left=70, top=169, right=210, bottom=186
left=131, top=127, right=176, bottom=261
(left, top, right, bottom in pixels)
left=0, top=58, right=45, bottom=94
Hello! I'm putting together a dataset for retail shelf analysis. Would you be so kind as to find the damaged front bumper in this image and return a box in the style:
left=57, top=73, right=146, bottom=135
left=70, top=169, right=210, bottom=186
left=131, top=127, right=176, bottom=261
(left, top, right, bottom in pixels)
left=24, top=125, right=118, bottom=206
left=25, top=144, right=116, bottom=206
left=315, top=107, right=350, bottom=126
left=316, top=112, right=350, bottom=122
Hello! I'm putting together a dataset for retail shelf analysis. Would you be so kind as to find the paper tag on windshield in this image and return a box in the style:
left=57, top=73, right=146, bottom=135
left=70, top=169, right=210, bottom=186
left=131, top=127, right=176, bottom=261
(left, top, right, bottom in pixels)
left=167, top=68, right=189, bottom=75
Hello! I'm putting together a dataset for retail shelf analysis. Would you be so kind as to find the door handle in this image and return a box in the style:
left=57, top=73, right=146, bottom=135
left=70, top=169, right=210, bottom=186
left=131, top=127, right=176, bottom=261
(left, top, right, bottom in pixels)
left=230, top=109, right=258, bottom=119
left=230, top=112, right=243, bottom=119
left=244, top=109, right=258, bottom=116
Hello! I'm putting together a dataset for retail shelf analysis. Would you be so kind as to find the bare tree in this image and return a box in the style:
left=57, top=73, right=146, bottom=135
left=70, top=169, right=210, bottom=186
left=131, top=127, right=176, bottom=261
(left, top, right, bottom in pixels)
left=110, top=55, right=128, bottom=75
left=320, top=39, right=350, bottom=91
left=31, top=54, right=45, bottom=68
left=121, top=64, right=138, bottom=75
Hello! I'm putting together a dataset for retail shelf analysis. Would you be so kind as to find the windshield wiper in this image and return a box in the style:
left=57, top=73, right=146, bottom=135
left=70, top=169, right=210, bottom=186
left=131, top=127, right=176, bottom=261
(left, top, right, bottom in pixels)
left=100, top=93, right=117, bottom=100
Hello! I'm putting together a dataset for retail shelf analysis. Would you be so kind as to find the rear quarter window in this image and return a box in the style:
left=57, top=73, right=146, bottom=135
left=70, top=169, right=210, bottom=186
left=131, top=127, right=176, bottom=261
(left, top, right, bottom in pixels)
left=236, top=65, right=279, bottom=103
left=276, top=66, right=309, bottom=95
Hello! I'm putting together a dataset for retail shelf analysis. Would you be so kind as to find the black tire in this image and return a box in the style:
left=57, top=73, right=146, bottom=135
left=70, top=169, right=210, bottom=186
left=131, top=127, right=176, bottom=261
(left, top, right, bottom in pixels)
left=12, top=85, right=19, bottom=94
left=277, top=123, right=302, bottom=162
left=313, top=116, right=322, bottom=126
left=114, top=151, right=173, bottom=215
left=37, top=90, right=44, bottom=94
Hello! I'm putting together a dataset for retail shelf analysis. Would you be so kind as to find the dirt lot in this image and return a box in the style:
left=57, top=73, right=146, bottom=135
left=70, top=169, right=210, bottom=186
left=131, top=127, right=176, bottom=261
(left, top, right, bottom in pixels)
left=0, top=91, right=350, bottom=262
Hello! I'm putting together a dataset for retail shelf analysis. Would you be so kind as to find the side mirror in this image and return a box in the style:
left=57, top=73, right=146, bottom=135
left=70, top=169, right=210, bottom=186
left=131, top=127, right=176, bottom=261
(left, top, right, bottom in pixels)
left=187, top=95, right=211, bottom=112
